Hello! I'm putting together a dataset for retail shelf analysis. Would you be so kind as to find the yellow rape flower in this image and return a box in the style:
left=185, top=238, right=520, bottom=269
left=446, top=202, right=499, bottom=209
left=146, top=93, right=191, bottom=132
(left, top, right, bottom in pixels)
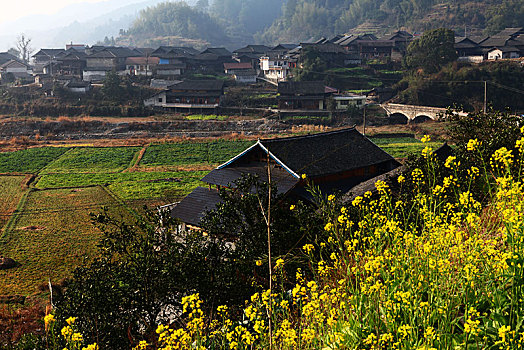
left=421, top=134, right=431, bottom=143
left=275, top=258, right=285, bottom=268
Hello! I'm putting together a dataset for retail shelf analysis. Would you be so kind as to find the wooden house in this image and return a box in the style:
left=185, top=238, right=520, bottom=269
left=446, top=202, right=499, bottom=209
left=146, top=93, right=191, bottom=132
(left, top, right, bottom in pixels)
left=277, top=81, right=327, bottom=110
left=144, top=79, right=224, bottom=110
left=169, top=127, right=400, bottom=228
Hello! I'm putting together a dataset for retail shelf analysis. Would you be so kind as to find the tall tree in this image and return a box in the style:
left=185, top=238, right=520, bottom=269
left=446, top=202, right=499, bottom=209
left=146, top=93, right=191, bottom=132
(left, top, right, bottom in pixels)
left=16, top=34, right=33, bottom=64
left=403, top=28, right=457, bottom=74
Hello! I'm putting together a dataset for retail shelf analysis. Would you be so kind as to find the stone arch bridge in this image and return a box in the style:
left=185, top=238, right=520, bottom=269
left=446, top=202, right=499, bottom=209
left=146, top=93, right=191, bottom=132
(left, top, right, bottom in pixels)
left=381, top=103, right=467, bottom=122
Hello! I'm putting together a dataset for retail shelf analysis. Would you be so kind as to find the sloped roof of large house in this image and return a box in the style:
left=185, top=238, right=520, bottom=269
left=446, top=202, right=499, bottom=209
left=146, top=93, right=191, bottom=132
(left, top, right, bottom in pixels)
left=271, top=43, right=299, bottom=51
left=259, top=128, right=397, bottom=177
left=220, top=128, right=398, bottom=178
left=493, top=27, right=524, bottom=38
left=0, top=52, right=20, bottom=65
left=200, top=47, right=232, bottom=57
left=0, top=59, right=29, bottom=69
left=32, top=49, right=65, bottom=58
left=151, top=46, right=199, bottom=57
left=87, top=47, right=142, bottom=58
left=171, top=127, right=399, bottom=226
left=168, top=79, right=224, bottom=91
left=234, top=45, right=270, bottom=54
left=301, top=42, right=347, bottom=53
left=278, top=81, right=326, bottom=95
left=169, top=187, right=222, bottom=227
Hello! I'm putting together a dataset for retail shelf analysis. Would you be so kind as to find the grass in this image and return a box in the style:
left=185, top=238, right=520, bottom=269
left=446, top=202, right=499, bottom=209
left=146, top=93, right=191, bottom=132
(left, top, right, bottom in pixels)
left=185, top=115, right=230, bottom=121
left=0, top=147, right=69, bottom=173
left=140, top=140, right=254, bottom=167
left=34, top=171, right=207, bottom=200
left=0, top=186, right=128, bottom=296
left=41, top=147, right=140, bottom=174
left=0, top=176, right=28, bottom=230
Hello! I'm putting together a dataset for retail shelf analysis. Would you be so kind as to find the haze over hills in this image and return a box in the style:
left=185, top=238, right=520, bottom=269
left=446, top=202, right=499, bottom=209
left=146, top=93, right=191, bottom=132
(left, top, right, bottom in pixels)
left=116, top=0, right=524, bottom=49
left=0, top=0, right=196, bottom=51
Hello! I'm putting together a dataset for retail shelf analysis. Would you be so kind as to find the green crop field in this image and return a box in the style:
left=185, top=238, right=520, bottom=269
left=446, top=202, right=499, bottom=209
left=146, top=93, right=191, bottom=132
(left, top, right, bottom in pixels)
left=0, top=135, right=442, bottom=297
left=0, top=175, right=28, bottom=230
left=0, top=186, right=128, bottom=296
left=41, top=147, right=140, bottom=174
left=0, top=147, right=69, bottom=173
left=140, top=140, right=254, bottom=167
left=369, top=137, right=443, bottom=158
left=36, top=171, right=207, bottom=200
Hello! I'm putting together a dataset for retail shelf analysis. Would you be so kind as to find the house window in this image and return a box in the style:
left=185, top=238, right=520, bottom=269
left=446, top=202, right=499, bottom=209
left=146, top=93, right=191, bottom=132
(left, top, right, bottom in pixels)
left=356, top=100, right=363, bottom=105
left=340, top=100, right=349, bottom=106
left=158, top=98, right=163, bottom=103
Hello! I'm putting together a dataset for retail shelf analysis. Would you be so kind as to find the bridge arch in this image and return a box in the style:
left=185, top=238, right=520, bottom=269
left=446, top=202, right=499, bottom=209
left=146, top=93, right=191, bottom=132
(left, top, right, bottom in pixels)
left=412, top=115, right=432, bottom=123
left=389, top=112, right=409, bottom=124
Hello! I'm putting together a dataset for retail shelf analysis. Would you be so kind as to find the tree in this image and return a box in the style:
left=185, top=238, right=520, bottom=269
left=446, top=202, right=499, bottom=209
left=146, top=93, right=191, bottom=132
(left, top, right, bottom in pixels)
left=16, top=34, right=33, bottom=64
left=101, top=70, right=124, bottom=101
left=403, top=28, right=457, bottom=74
left=294, top=46, right=328, bottom=81
left=57, top=209, right=237, bottom=349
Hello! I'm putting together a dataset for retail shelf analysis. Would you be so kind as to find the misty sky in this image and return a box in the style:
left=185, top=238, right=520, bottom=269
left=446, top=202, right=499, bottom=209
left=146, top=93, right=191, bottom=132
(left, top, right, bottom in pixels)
left=0, top=0, right=106, bottom=25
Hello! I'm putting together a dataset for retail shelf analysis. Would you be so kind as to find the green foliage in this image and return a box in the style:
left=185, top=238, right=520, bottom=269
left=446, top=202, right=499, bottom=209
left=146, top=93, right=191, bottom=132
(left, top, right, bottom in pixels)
left=201, top=174, right=320, bottom=260
left=397, top=61, right=524, bottom=111
left=403, top=28, right=457, bottom=74
left=101, top=71, right=124, bottom=102
left=293, top=46, right=328, bottom=82
left=128, top=1, right=229, bottom=45
left=41, top=147, right=140, bottom=174
left=57, top=209, right=233, bottom=349
left=0, top=147, right=69, bottom=173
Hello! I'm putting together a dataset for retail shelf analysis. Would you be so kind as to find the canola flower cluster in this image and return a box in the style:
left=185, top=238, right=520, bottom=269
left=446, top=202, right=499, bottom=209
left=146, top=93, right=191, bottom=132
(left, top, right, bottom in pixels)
left=48, top=134, right=524, bottom=349
left=44, top=314, right=98, bottom=350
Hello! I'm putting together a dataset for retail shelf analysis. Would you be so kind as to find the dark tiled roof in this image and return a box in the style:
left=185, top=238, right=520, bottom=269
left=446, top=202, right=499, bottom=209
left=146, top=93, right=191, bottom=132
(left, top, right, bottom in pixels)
left=201, top=47, right=232, bottom=57
left=87, top=47, right=141, bottom=58
left=233, top=45, right=270, bottom=54
left=0, top=52, right=20, bottom=65
left=169, top=80, right=224, bottom=91
left=202, top=165, right=298, bottom=195
left=271, top=44, right=299, bottom=51
left=301, top=43, right=347, bottom=53
left=170, top=187, right=222, bottom=226
left=278, top=81, right=326, bottom=95
left=33, top=49, right=65, bottom=58
left=260, top=128, right=398, bottom=177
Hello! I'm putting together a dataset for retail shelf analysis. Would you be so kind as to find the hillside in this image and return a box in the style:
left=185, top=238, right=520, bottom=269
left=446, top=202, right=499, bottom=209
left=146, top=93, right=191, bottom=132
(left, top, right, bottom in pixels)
left=115, top=0, right=524, bottom=47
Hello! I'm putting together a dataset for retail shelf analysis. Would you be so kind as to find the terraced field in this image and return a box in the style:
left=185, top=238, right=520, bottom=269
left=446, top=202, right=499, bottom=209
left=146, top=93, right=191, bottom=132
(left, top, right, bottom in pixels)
left=0, top=187, right=124, bottom=295
left=0, top=134, right=440, bottom=296
left=0, top=176, right=28, bottom=230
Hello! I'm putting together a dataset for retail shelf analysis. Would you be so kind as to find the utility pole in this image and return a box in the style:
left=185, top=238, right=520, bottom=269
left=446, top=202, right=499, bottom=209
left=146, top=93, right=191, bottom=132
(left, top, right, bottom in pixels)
left=363, top=104, right=366, bottom=135
left=483, top=80, right=487, bottom=114
left=266, top=153, right=273, bottom=350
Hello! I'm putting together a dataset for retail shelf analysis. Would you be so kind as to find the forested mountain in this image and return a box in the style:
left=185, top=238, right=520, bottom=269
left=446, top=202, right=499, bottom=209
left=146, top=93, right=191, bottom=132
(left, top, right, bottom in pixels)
left=116, top=0, right=524, bottom=48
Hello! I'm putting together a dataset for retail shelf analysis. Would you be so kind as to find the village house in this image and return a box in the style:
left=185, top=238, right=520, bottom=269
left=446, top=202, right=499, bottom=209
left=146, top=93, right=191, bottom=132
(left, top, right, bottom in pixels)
left=144, top=79, right=225, bottom=110
left=32, top=48, right=65, bottom=74
left=277, top=81, right=327, bottom=110
left=0, top=60, right=32, bottom=79
left=83, top=47, right=142, bottom=81
left=455, top=37, right=484, bottom=63
left=169, top=127, right=400, bottom=229
left=224, top=62, right=258, bottom=83
left=259, top=53, right=295, bottom=82
left=0, top=52, right=20, bottom=66
left=332, top=93, right=367, bottom=110
left=125, top=56, right=160, bottom=76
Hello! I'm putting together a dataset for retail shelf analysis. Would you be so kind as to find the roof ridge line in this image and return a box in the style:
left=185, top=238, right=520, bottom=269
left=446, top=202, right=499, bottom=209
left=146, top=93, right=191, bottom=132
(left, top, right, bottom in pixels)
left=260, top=127, right=357, bottom=142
